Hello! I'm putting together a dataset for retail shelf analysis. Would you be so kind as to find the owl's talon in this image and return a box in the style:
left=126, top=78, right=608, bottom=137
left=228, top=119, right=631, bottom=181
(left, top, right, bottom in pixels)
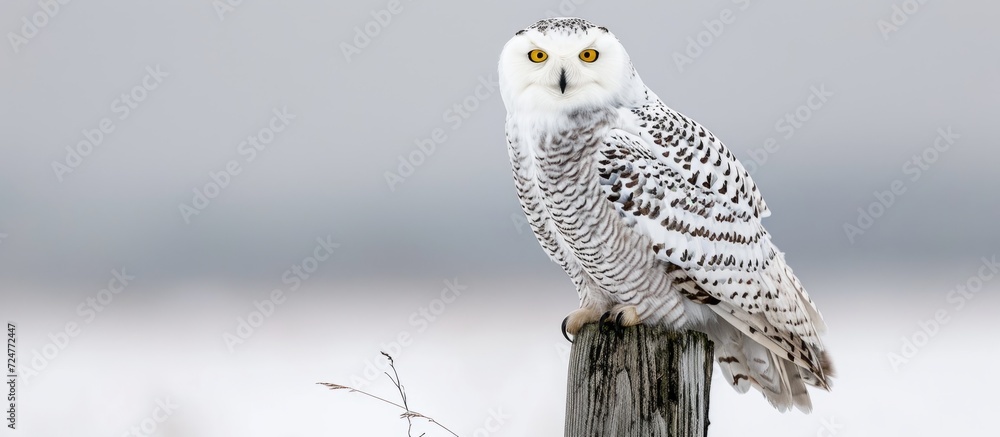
left=598, top=311, right=612, bottom=325
left=561, top=316, right=573, bottom=343
left=605, top=304, right=641, bottom=328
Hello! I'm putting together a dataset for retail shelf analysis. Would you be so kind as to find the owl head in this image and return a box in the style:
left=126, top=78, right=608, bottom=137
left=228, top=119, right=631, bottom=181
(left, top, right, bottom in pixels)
left=498, top=18, right=642, bottom=114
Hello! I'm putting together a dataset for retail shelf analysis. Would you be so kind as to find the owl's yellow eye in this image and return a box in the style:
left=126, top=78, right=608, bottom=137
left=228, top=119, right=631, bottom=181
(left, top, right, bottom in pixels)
left=579, top=49, right=599, bottom=63
left=528, top=49, right=548, bottom=63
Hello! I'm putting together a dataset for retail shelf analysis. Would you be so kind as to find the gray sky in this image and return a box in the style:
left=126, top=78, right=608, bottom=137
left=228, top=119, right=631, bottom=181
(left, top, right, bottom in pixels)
left=1, top=0, right=997, bottom=288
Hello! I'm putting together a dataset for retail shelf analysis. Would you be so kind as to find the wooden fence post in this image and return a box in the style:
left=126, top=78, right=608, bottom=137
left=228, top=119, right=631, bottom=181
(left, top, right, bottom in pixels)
left=565, top=324, right=713, bottom=437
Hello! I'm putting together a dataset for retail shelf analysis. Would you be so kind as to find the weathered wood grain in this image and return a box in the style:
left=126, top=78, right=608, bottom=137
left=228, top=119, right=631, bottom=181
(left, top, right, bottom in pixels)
left=565, top=324, right=713, bottom=437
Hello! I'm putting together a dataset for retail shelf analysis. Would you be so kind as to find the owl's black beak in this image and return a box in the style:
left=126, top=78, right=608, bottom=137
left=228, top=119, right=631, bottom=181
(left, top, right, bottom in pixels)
left=558, top=69, right=567, bottom=94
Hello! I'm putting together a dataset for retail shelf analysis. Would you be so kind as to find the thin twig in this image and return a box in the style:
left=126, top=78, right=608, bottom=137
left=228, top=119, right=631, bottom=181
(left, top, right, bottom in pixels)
left=316, top=382, right=407, bottom=411
left=317, top=352, right=460, bottom=437
left=382, top=352, right=417, bottom=437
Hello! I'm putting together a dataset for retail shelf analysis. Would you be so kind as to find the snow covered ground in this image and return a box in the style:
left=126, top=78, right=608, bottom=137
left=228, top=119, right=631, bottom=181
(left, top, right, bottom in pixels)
left=7, top=269, right=998, bottom=436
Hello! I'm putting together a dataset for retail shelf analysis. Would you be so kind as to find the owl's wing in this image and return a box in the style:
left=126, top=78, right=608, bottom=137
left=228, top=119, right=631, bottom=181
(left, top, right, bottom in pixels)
left=616, top=104, right=770, bottom=219
left=598, top=108, right=832, bottom=394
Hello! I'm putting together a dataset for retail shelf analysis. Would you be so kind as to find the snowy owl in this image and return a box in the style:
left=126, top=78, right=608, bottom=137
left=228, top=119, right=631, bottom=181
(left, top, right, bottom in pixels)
left=499, top=17, right=833, bottom=412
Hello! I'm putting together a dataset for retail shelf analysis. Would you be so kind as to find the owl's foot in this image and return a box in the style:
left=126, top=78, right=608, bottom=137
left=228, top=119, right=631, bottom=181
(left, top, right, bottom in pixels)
left=599, top=304, right=641, bottom=328
left=561, top=307, right=603, bottom=342
left=561, top=305, right=642, bottom=341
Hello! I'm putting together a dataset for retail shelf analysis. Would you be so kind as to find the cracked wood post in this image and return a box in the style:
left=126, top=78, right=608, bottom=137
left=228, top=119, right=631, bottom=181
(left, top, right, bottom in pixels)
left=565, top=323, right=713, bottom=437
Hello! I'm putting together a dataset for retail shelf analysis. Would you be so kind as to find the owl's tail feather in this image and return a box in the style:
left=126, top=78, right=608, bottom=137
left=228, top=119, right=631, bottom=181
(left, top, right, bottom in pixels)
left=707, top=322, right=814, bottom=413
left=711, top=320, right=752, bottom=395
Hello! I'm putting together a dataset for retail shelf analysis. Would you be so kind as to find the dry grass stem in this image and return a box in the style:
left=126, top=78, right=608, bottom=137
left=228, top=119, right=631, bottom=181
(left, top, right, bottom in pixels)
left=318, top=352, right=459, bottom=437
